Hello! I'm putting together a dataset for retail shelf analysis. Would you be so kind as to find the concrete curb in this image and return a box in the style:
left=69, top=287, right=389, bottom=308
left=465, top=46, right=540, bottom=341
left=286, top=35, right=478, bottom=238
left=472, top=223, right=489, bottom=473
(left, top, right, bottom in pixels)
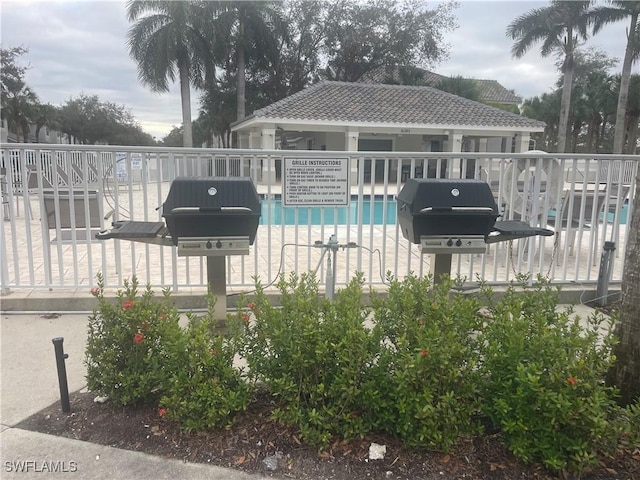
left=0, top=284, right=621, bottom=313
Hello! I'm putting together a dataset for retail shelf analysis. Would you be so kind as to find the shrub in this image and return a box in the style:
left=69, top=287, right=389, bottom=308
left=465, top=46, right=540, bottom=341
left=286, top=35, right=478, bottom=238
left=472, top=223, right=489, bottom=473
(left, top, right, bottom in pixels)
left=478, top=276, right=619, bottom=473
left=159, top=301, right=252, bottom=431
left=369, top=274, right=483, bottom=450
left=86, top=276, right=250, bottom=430
left=232, top=272, right=380, bottom=446
left=85, top=274, right=182, bottom=405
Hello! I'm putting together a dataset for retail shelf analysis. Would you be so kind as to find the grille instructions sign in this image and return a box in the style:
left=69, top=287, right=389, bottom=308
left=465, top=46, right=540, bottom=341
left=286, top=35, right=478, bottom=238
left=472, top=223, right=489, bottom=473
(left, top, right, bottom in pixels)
left=283, top=157, right=350, bottom=206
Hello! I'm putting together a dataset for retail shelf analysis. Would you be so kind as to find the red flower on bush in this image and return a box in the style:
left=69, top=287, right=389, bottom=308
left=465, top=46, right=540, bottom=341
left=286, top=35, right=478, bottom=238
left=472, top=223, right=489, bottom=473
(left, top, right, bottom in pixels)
left=210, top=348, right=218, bottom=356
left=158, top=407, right=167, bottom=417
left=420, top=349, right=430, bottom=358
left=241, top=313, right=250, bottom=322
left=90, top=287, right=100, bottom=296
left=247, top=302, right=256, bottom=310
left=123, top=300, right=134, bottom=310
left=567, top=376, right=577, bottom=386
left=133, top=332, right=145, bottom=344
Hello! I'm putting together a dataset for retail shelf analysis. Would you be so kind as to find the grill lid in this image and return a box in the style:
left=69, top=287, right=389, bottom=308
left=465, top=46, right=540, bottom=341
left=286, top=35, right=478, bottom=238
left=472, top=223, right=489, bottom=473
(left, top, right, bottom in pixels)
left=161, top=177, right=261, bottom=245
left=397, top=178, right=499, bottom=215
left=162, top=177, right=261, bottom=214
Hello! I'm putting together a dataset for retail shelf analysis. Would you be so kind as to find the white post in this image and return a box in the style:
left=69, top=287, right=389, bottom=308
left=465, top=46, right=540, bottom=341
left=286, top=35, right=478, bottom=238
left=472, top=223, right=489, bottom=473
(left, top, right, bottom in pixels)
left=514, top=132, right=531, bottom=153
left=446, top=132, right=463, bottom=178
left=249, top=131, right=261, bottom=149
left=345, top=130, right=359, bottom=185
left=261, top=128, right=277, bottom=185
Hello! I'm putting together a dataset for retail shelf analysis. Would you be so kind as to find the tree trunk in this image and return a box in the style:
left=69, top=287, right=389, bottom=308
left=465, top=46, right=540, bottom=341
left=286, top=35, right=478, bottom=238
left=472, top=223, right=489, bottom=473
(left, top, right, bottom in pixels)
left=236, top=17, right=246, bottom=121
left=179, top=63, right=193, bottom=148
left=608, top=170, right=640, bottom=405
left=613, top=13, right=638, bottom=154
left=557, top=45, right=574, bottom=153
left=626, top=114, right=639, bottom=154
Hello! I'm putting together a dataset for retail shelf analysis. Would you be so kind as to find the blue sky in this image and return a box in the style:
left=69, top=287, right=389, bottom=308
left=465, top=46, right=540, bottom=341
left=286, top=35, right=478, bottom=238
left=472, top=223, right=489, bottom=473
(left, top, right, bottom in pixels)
left=1, top=0, right=636, bottom=139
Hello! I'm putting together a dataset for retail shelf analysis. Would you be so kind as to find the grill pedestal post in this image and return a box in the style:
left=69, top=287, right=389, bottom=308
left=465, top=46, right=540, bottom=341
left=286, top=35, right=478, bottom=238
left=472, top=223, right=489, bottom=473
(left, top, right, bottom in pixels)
left=430, top=253, right=452, bottom=285
left=207, top=256, right=227, bottom=320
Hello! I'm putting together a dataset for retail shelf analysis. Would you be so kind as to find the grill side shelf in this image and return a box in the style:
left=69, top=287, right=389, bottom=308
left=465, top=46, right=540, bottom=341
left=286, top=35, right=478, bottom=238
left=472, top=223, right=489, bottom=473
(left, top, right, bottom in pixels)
left=486, top=220, right=554, bottom=244
left=95, top=221, right=172, bottom=246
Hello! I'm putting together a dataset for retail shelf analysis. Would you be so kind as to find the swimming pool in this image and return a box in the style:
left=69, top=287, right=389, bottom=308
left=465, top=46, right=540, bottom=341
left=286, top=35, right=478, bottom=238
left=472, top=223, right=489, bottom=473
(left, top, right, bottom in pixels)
left=260, top=198, right=628, bottom=227
left=260, top=197, right=397, bottom=225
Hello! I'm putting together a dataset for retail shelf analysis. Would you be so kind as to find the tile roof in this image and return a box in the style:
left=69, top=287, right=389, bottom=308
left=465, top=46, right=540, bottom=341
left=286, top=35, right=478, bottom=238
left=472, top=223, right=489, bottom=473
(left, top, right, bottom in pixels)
left=243, top=81, right=544, bottom=130
left=358, top=66, right=522, bottom=104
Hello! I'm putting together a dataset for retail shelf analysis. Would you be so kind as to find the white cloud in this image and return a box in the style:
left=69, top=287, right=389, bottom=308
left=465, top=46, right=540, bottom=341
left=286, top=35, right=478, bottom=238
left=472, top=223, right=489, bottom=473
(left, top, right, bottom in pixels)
left=436, top=0, right=636, bottom=98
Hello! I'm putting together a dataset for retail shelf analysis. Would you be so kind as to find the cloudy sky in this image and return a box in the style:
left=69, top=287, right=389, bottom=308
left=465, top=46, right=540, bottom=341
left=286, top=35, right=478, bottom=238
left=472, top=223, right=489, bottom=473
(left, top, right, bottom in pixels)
left=1, top=0, right=636, bottom=140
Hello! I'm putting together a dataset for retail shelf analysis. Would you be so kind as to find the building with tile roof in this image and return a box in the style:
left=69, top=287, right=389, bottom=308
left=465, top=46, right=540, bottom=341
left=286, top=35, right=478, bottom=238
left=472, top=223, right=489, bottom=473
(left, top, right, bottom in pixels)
left=231, top=81, right=544, bottom=182
left=357, top=65, right=522, bottom=105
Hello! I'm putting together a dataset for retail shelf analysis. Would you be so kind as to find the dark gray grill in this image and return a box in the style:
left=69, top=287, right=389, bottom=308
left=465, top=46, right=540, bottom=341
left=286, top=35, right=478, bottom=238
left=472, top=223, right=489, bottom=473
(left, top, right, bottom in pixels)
left=397, top=178, right=553, bottom=257
left=97, top=177, right=261, bottom=252
left=397, top=179, right=499, bottom=244
left=96, top=176, right=262, bottom=319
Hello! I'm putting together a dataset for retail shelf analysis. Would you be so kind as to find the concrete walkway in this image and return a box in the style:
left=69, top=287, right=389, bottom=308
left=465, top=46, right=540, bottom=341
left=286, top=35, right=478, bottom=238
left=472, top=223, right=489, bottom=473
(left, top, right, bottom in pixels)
left=0, top=310, right=265, bottom=480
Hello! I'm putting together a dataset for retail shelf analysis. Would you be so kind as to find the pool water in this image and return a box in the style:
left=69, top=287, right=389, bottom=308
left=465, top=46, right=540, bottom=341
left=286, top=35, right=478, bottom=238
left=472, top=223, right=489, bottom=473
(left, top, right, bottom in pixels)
left=260, top=198, right=628, bottom=227
left=260, top=199, right=397, bottom=225
left=600, top=202, right=629, bottom=224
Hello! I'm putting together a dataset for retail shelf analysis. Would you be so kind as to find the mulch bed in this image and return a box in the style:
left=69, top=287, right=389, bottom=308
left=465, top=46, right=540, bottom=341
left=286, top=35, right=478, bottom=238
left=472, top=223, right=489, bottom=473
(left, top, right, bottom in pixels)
left=15, top=390, right=639, bottom=480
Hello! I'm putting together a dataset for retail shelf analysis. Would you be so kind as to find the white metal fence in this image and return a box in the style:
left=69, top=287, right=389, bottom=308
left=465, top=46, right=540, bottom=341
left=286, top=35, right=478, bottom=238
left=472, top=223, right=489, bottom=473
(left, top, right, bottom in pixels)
left=1, top=144, right=637, bottom=293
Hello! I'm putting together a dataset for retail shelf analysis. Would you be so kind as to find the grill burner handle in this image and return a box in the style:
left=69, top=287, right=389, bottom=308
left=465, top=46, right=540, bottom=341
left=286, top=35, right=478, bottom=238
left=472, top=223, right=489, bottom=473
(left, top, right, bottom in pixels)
left=171, top=206, right=253, bottom=214
left=418, top=206, right=495, bottom=214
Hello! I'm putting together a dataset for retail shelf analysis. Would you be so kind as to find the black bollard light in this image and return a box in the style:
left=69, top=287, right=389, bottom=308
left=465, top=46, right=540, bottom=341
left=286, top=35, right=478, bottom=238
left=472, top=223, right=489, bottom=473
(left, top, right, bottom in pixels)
left=52, top=337, right=71, bottom=413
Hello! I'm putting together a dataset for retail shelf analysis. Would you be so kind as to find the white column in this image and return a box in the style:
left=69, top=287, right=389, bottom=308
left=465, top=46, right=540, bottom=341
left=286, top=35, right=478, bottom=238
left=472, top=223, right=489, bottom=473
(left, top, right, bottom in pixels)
left=514, top=132, right=531, bottom=153
left=261, top=127, right=276, bottom=149
left=261, top=128, right=277, bottom=185
left=248, top=131, right=261, bottom=149
left=446, top=132, right=463, bottom=178
left=345, top=130, right=359, bottom=151
left=346, top=130, right=359, bottom=185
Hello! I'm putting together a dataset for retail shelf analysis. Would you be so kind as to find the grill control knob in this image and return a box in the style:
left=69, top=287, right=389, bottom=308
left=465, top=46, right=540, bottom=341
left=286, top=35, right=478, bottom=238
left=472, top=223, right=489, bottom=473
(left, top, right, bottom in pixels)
left=456, top=239, right=462, bottom=247
left=206, top=241, right=212, bottom=249
left=216, top=240, right=223, bottom=249
left=446, top=239, right=453, bottom=247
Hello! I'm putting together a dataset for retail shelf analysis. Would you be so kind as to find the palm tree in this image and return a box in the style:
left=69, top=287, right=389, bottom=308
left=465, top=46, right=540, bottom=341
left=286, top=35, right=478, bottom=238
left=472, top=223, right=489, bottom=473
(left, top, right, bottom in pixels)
left=590, top=1, right=640, bottom=154
left=126, top=0, right=213, bottom=147
left=507, top=1, right=593, bottom=153
left=1, top=46, right=38, bottom=142
left=213, top=2, right=286, bottom=121
left=2, top=80, right=37, bottom=142
left=34, top=103, right=59, bottom=143
left=624, top=74, right=640, bottom=153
